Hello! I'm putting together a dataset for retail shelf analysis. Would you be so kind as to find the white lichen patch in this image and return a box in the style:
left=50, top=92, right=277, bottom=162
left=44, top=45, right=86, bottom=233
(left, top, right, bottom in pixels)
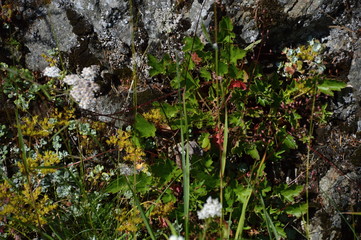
left=143, top=1, right=181, bottom=40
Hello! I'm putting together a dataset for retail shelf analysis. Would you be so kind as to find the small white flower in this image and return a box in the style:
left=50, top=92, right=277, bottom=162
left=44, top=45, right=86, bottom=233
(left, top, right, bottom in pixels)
left=63, top=74, right=81, bottom=86
left=43, top=66, right=61, bottom=77
left=118, top=163, right=136, bottom=176
left=62, top=65, right=100, bottom=110
left=169, top=235, right=184, bottom=240
left=197, top=196, right=222, bottom=220
left=81, top=65, right=100, bottom=81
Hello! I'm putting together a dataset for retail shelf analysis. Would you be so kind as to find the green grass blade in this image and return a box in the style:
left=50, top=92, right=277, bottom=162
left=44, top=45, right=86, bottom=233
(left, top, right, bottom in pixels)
left=181, top=92, right=190, bottom=240
left=259, top=193, right=281, bottom=240
left=235, top=186, right=252, bottom=239
left=125, top=176, right=156, bottom=240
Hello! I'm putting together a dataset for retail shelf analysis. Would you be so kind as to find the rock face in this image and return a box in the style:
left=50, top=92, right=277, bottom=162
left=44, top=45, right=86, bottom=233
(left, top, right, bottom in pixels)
left=24, top=2, right=78, bottom=71
left=310, top=166, right=361, bottom=240
left=1, top=0, right=361, bottom=238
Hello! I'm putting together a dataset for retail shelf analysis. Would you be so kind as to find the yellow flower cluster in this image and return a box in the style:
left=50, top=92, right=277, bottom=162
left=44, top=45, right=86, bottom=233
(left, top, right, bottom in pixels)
left=150, top=201, right=175, bottom=218
left=52, top=107, right=75, bottom=125
left=18, top=108, right=75, bottom=138
left=0, top=181, right=57, bottom=228
left=19, top=115, right=54, bottom=137
left=91, top=120, right=107, bottom=132
left=115, top=208, right=143, bottom=233
left=106, top=129, right=145, bottom=163
left=142, top=108, right=165, bottom=125
left=41, top=53, right=57, bottom=67
left=17, top=151, right=60, bottom=175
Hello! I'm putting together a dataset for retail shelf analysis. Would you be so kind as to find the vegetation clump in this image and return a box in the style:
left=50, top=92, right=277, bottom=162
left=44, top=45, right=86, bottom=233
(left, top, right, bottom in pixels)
left=0, top=12, right=353, bottom=240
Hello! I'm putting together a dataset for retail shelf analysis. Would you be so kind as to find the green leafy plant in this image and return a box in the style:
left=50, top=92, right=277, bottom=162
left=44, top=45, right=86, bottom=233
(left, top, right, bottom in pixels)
left=145, top=16, right=346, bottom=239
left=0, top=12, right=350, bottom=240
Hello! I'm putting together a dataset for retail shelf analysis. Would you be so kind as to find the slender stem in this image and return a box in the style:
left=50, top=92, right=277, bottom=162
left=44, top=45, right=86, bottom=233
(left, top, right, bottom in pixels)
left=180, top=93, right=190, bottom=239
left=305, top=79, right=317, bottom=239
left=15, top=108, right=43, bottom=230
left=130, top=0, right=138, bottom=113
left=200, top=218, right=210, bottom=240
left=234, top=188, right=252, bottom=240
left=220, top=106, right=228, bottom=227
left=125, top=177, right=156, bottom=240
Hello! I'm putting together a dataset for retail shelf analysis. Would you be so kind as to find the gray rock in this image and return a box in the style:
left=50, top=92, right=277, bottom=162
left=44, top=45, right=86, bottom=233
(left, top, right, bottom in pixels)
left=187, top=0, right=213, bottom=36
left=24, top=1, right=78, bottom=71
left=311, top=168, right=361, bottom=239
left=283, top=0, right=324, bottom=18
left=348, top=42, right=361, bottom=100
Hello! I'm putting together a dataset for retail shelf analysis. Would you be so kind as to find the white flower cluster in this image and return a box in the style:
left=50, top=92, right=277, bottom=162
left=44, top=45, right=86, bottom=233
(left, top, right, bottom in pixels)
left=63, top=65, right=100, bottom=109
left=169, top=235, right=184, bottom=240
left=118, top=163, right=135, bottom=176
left=43, top=66, right=61, bottom=78
left=197, top=197, right=222, bottom=220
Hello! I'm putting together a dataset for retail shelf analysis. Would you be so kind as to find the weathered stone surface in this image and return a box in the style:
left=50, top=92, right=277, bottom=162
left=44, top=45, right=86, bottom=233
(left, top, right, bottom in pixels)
left=18, top=0, right=361, bottom=86
left=24, top=2, right=78, bottom=71
left=348, top=43, right=361, bottom=100
left=309, top=167, right=361, bottom=240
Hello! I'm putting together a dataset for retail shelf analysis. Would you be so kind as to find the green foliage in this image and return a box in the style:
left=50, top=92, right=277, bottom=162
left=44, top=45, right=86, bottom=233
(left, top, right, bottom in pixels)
left=134, top=113, right=156, bottom=138
left=0, top=63, right=40, bottom=110
left=318, top=80, right=347, bottom=96
left=0, top=13, right=349, bottom=240
left=146, top=16, right=346, bottom=239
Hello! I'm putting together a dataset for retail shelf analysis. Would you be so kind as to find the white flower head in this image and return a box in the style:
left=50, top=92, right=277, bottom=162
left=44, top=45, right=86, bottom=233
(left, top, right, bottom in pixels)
left=63, top=65, right=100, bottom=110
left=81, top=65, right=100, bottom=81
left=197, top=196, right=222, bottom=220
left=43, top=66, right=61, bottom=78
left=63, top=74, right=82, bottom=86
left=169, top=235, right=184, bottom=240
left=118, top=163, right=135, bottom=176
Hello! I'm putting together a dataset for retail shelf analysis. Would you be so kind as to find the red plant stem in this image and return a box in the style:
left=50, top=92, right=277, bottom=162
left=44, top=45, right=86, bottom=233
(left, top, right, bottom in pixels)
left=65, top=148, right=118, bottom=168
left=307, top=145, right=353, bottom=182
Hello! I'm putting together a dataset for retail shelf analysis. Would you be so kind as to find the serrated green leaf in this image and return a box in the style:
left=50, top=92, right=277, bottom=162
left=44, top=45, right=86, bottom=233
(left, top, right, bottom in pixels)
left=106, top=173, right=153, bottom=195
left=275, top=226, right=287, bottom=238
left=286, top=203, right=308, bottom=218
left=199, top=132, right=211, bottom=151
left=148, top=54, right=166, bottom=76
left=280, top=184, right=303, bottom=202
left=134, top=114, right=156, bottom=138
left=284, top=134, right=298, bottom=149
left=318, top=80, right=346, bottom=96
left=200, top=68, right=212, bottom=81
left=234, top=185, right=253, bottom=203
left=135, top=173, right=154, bottom=194
left=220, top=16, right=234, bottom=32
left=279, top=127, right=298, bottom=149
left=185, top=53, right=196, bottom=70
left=162, top=189, right=177, bottom=203
left=261, top=186, right=272, bottom=196
left=201, top=23, right=212, bottom=43
left=171, top=71, right=198, bottom=90
left=230, top=46, right=246, bottom=65
left=151, top=158, right=181, bottom=183
left=246, top=145, right=260, bottom=160
left=257, top=97, right=268, bottom=107
left=183, top=36, right=204, bottom=52
left=105, top=176, right=127, bottom=193
left=219, top=17, right=235, bottom=43
left=218, top=62, right=228, bottom=76
left=155, top=102, right=178, bottom=118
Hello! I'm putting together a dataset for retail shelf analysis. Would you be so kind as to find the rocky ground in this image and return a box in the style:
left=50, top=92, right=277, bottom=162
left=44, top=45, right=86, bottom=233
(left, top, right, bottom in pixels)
left=1, top=0, right=360, bottom=239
